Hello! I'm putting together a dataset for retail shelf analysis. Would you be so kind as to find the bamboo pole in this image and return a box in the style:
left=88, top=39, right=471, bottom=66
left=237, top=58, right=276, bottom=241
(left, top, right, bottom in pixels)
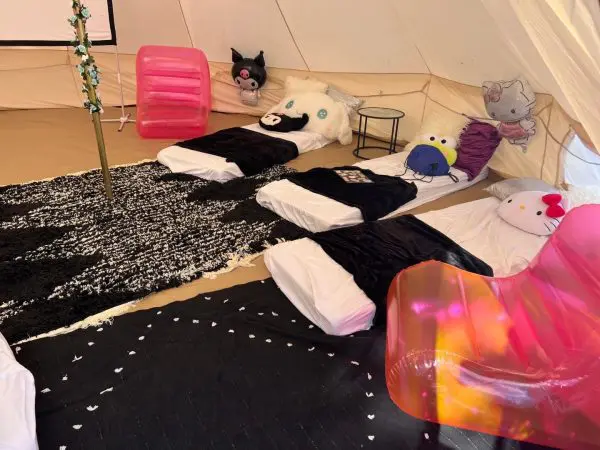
left=72, top=3, right=113, bottom=200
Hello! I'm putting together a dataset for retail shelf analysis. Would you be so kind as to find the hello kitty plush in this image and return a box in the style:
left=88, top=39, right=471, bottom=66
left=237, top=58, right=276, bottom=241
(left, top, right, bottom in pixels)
left=497, top=191, right=567, bottom=236
left=482, top=78, right=537, bottom=152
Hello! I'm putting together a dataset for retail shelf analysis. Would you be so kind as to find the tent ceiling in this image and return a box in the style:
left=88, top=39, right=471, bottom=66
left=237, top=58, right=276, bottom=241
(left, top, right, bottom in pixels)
left=5, top=1, right=595, bottom=93
left=182, top=0, right=307, bottom=70
left=275, top=0, right=427, bottom=73
left=109, top=0, right=555, bottom=93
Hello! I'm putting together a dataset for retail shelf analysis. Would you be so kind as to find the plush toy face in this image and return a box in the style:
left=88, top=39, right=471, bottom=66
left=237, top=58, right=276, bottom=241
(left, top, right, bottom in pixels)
left=231, top=48, right=267, bottom=91
left=415, top=134, right=458, bottom=166
left=482, top=79, right=535, bottom=123
left=268, top=92, right=352, bottom=144
left=259, top=113, right=309, bottom=133
left=497, top=191, right=567, bottom=236
left=261, top=113, right=283, bottom=127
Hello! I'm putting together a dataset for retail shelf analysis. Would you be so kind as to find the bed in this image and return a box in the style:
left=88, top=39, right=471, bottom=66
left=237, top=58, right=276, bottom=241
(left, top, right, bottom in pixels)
left=157, top=123, right=332, bottom=183
left=256, top=151, right=489, bottom=232
left=0, top=332, right=37, bottom=450
left=17, top=279, right=533, bottom=450
left=264, top=197, right=548, bottom=336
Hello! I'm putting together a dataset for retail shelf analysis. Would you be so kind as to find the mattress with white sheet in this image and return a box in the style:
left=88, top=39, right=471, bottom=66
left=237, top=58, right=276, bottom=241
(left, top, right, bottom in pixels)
left=157, top=124, right=332, bottom=183
left=256, top=151, right=489, bottom=232
left=0, top=333, right=38, bottom=450
left=264, top=197, right=548, bottom=336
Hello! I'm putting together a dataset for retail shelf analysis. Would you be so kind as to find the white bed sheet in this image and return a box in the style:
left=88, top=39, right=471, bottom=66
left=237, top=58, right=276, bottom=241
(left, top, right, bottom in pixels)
left=0, top=333, right=38, bottom=450
left=256, top=151, right=489, bottom=233
left=264, top=197, right=548, bottom=336
left=157, top=124, right=332, bottom=183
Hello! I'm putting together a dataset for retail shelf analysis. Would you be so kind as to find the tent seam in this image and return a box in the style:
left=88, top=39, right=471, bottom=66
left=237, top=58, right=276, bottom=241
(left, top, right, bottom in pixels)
left=540, top=98, right=554, bottom=179
left=555, top=128, right=571, bottom=186
left=274, top=0, right=310, bottom=71
left=176, top=0, right=195, bottom=48
left=419, top=76, right=432, bottom=128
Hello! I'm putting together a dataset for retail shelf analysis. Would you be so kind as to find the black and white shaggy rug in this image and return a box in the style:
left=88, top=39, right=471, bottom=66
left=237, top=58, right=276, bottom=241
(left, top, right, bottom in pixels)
left=0, top=162, right=307, bottom=343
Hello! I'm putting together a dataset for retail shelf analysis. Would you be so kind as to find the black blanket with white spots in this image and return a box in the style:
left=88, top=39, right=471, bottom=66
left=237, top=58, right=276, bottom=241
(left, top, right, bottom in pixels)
left=15, top=280, right=533, bottom=450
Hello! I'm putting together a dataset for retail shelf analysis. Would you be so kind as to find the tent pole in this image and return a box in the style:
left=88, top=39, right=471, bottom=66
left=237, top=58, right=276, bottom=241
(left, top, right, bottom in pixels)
left=80, top=44, right=113, bottom=200
left=92, top=111, right=114, bottom=199
left=72, top=2, right=113, bottom=200
left=100, top=45, right=136, bottom=132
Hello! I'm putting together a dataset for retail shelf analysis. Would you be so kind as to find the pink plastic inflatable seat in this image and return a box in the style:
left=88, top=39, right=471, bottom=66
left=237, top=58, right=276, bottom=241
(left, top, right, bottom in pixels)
left=136, top=45, right=211, bottom=139
left=386, top=204, right=600, bottom=449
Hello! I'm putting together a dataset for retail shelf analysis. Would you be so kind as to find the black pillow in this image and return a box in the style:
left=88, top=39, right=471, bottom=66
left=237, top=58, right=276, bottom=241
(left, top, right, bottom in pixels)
left=259, top=113, right=309, bottom=133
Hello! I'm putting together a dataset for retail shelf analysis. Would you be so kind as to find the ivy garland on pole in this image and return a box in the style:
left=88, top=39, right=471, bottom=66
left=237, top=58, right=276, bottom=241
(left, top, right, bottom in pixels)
left=69, top=0, right=113, bottom=199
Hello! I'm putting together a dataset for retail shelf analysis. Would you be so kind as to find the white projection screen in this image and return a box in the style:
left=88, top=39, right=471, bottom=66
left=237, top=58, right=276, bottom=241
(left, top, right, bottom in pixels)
left=0, top=0, right=116, bottom=46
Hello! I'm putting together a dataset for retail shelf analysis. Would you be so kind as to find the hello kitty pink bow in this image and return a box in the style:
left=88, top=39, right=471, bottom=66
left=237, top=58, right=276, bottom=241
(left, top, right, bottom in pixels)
left=542, top=193, right=565, bottom=218
left=484, top=83, right=502, bottom=104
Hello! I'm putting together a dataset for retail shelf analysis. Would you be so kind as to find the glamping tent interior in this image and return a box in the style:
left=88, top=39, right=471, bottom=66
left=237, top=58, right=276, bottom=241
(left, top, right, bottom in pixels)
left=2, top=0, right=600, bottom=448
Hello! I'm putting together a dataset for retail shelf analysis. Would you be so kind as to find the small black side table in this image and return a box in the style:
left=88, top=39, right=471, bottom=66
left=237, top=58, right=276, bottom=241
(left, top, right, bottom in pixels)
left=353, top=107, right=405, bottom=160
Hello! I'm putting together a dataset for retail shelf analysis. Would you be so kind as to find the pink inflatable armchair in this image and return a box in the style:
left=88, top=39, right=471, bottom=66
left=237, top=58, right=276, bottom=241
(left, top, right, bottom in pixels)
left=136, top=46, right=211, bottom=139
left=386, top=205, right=600, bottom=449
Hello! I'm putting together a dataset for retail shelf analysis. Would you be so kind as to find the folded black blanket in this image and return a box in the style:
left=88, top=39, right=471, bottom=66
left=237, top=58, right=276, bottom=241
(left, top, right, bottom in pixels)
left=177, top=127, right=299, bottom=176
left=287, top=166, right=418, bottom=221
left=311, top=215, right=493, bottom=325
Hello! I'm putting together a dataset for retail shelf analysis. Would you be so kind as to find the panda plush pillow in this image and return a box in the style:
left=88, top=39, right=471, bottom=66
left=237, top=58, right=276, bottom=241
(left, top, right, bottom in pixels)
left=259, top=112, right=309, bottom=133
left=497, top=191, right=567, bottom=236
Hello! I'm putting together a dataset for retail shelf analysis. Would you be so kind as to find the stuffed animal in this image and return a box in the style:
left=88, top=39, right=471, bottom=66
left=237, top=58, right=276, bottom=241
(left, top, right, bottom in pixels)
left=413, top=134, right=458, bottom=166
left=267, top=90, right=352, bottom=145
left=231, top=48, right=267, bottom=106
left=497, top=191, right=567, bottom=236
left=259, top=113, right=309, bottom=132
left=402, top=133, right=459, bottom=179
left=482, top=78, right=537, bottom=152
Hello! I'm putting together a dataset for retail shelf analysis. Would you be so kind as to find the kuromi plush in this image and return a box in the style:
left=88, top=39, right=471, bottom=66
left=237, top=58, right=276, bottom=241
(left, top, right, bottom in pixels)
left=497, top=191, right=567, bottom=236
left=231, top=48, right=267, bottom=106
left=267, top=91, right=352, bottom=145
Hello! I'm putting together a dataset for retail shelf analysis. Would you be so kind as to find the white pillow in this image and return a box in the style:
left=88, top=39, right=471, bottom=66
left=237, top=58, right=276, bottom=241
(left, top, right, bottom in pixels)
left=420, top=110, right=470, bottom=140
left=268, top=91, right=352, bottom=145
left=326, top=86, right=363, bottom=113
left=560, top=184, right=600, bottom=208
left=485, top=177, right=557, bottom=200
left=405, top=110, right=470, bottom=153
left=0, top=333, right=38, bottom=450
left=284, top=76, right=328, bottom=95
left=497, top=190, right=567, bottom=236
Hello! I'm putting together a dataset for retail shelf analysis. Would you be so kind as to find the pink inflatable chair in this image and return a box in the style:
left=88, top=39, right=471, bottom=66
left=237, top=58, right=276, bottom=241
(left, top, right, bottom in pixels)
left=136, top=46, right=211, bottom=139
left=386, top=205, right=600, bottom=449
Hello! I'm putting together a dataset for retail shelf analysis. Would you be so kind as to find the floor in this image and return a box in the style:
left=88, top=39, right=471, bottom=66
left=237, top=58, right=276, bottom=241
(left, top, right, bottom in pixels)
left=0, top=106, right=500, bottom=317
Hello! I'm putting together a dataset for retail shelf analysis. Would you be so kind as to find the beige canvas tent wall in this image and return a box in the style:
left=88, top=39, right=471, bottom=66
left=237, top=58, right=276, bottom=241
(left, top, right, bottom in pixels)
left=1, top=0, right=599, bottom=185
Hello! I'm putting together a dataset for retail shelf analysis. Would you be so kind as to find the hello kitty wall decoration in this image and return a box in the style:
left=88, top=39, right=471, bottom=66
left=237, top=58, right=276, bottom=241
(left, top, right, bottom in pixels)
left=231, top=48, right=267, bottom=106
left=497, top=190, right=567, bottom=236
left=482, top=78, right=537, bottom=152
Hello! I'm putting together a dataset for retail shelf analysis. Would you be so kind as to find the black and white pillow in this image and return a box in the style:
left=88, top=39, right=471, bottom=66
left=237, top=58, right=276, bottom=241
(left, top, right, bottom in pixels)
left=259, top=113, right=309, bottom=133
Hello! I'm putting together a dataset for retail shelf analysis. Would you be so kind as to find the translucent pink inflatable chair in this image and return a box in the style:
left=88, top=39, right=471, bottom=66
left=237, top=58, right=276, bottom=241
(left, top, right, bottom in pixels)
left=386, top=205, right=600, bottom=449
left=136, top=46, right=211, bottom=139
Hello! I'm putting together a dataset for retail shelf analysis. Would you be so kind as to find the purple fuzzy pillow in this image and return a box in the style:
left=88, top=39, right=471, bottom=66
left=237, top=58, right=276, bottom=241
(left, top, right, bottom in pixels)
left=455, top=120, right=502, bottom=180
